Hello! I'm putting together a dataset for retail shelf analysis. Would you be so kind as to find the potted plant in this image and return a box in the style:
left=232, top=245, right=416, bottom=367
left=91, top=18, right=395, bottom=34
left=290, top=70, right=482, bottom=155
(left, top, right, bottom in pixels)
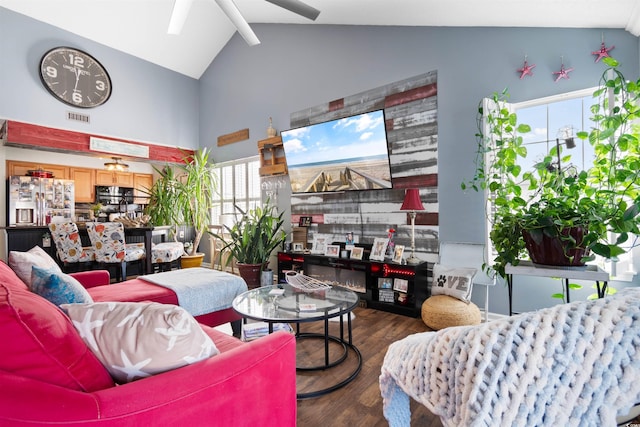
left=214, top=200, right=286, bottom=289
left=144, top=148, right=217, bottom=267
left=463, top=57, right=640, bottom=279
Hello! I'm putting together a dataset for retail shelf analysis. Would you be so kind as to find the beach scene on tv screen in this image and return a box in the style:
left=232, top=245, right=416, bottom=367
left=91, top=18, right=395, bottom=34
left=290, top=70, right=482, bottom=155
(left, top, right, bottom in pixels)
left=282, top=110, right=393, bottom=193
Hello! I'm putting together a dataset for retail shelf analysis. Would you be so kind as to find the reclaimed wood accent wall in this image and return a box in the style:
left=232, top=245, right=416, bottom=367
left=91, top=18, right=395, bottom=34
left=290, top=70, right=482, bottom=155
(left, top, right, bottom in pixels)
left=289, top=71, right=439, bottom=263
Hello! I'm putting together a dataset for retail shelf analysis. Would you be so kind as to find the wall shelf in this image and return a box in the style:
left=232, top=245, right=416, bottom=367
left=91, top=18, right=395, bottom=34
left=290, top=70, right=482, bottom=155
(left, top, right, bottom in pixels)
left=258, top=136, right=287, bottom=176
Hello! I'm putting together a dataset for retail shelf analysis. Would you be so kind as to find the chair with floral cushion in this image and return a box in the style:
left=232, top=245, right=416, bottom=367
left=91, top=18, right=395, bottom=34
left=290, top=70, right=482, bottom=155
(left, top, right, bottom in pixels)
left=151, top=241, right=184, bottom=272
left=48, top=222, right=95, bottom=272
left=86, top=222, right=146, bottom=282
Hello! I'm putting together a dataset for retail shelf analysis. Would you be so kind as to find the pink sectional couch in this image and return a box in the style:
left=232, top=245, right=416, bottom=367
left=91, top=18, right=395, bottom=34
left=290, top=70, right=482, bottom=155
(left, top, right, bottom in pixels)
left=0, top=260, right=297, bottom=426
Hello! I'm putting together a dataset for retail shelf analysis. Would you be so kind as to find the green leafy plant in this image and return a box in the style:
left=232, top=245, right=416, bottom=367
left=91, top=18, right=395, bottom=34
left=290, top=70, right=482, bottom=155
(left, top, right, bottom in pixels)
left=463, top=57, right=640, bottom=278
left=144, top=148, right=217, bottom=256
left=214, top=199, right=286, bottom=267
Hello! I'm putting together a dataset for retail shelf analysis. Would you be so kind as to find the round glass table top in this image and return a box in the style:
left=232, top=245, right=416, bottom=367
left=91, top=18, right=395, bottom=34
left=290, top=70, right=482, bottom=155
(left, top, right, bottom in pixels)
left=232, top=283, right=360, bottom=323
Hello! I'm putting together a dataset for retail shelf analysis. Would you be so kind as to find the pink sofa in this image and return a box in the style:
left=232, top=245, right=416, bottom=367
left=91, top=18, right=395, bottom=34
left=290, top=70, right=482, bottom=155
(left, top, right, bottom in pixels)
left=0, top=261, right=297, bottom=426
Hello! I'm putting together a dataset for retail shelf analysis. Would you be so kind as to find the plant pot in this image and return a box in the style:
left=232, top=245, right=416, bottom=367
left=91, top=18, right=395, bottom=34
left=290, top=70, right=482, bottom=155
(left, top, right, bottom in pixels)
left=237, top=263, right=265, bottom=289
left=522, top=227, right=589, bottom=267
left=181, top=253, right=205, bottom=269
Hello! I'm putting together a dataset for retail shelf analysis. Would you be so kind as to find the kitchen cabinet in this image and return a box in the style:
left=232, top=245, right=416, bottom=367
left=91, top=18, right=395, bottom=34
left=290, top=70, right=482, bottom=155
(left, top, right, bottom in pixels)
left=6, top=161, right=68, bottom=180
left=95, top=170, right=134, bottom=187
left=69, top=167, right=96, bottom=203
left=133, top=173, right=153, bottom=205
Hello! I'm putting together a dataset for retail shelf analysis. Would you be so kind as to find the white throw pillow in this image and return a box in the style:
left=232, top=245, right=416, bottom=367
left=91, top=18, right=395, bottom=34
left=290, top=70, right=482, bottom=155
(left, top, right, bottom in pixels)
left=61, top=302, right=219, bottom=383
left=9, top=246, right=61, bottom=287
left=431, top=263, right=477, bottom=303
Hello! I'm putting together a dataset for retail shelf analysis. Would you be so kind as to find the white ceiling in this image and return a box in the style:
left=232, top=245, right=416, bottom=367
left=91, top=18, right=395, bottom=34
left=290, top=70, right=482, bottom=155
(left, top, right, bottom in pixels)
left=2, top=0, right=640, bottom=79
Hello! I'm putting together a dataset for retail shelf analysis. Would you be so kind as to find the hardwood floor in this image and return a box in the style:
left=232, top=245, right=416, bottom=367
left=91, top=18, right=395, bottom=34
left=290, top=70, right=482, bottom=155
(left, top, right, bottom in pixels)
left=293, top=307, right=443, bottom=427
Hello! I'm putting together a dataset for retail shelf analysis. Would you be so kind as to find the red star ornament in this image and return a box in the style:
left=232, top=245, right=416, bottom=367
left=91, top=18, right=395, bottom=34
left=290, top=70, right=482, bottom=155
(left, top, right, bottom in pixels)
left=517, top=60, right=536, bottom=79
left=553, top=64, right=574, bottom=82
left=592, top=42, right=614, bottom=62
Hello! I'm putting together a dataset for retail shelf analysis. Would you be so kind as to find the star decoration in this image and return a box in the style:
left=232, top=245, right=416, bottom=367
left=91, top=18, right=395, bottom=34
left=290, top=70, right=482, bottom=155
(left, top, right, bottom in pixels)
left=553, top=64, right=574, bottom=82
left=592, top=42, right=614, bottom=62
left=517, top=60, right=536, bottom=79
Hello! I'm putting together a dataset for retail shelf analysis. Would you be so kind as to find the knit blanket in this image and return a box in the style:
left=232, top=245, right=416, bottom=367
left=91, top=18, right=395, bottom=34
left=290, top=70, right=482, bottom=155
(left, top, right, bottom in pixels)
left=139, top=267, right=248, bottom=316
left=380, top=288, right=640, bottom=427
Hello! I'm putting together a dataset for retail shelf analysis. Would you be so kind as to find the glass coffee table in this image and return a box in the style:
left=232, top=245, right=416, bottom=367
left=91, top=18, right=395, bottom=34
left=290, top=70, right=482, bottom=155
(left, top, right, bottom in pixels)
left=232, top=283, right=362, bottom=399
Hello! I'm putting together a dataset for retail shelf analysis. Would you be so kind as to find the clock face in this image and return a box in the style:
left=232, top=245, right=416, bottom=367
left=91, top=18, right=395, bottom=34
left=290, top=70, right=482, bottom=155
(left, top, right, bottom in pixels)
left=39, top=47, right=112, bottom=108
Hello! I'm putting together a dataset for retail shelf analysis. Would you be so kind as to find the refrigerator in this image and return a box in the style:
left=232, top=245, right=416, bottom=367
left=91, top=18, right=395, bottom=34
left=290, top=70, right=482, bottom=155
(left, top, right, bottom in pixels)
left=7, top=176, right=75, bottom=226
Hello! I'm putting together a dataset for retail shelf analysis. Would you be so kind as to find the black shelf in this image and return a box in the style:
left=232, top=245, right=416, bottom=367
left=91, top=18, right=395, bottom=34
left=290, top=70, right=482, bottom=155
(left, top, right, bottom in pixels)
left=277, top=252, right=431, bottom=317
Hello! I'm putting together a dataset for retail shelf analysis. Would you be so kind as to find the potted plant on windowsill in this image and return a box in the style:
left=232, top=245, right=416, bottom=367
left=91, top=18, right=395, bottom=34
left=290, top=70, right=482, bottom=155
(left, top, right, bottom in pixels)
left=462, top=57, right=640, bottom=279
left=214, top=200, right=286, bottom=289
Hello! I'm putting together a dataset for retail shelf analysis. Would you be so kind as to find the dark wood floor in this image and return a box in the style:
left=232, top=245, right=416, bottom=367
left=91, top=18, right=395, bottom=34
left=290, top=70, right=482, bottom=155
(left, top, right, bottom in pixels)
left=294, top=307, right=443, bottom=427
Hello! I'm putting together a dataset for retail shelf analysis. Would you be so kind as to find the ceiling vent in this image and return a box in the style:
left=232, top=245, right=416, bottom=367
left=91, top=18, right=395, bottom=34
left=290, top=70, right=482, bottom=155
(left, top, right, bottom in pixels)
left=67, top=111, right=90, bottom=123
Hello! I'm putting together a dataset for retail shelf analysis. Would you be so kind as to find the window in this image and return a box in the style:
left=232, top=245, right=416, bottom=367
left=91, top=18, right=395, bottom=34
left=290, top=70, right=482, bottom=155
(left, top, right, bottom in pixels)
left=211, top=156, right=261, bottom=228
left=484, top=88, right=638, bottom=280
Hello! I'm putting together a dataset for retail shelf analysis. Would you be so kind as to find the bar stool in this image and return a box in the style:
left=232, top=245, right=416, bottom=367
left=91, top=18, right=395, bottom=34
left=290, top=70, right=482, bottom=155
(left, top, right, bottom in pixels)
left=86, top=222, right=146, bottom=282
left=151, top=241, right=184, bottom=272
left=48, top=222, right=95, bottom=272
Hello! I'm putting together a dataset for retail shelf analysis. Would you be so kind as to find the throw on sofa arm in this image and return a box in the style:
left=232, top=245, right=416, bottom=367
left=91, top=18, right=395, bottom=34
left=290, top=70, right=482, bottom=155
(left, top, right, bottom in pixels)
left=70, top=270, right=111, bottom=288
left=0, top=331, right=297, bottom=427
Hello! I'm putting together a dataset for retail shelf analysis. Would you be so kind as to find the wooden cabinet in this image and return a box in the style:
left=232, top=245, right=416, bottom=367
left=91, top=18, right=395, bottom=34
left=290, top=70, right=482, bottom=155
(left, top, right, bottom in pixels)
left=258, top=136, right=287, bottom=176
left=69, top=167, right=96, bottom=203
left=95, top=170, right=134, bottom=187
left=7, top=161, right=68, bottom=179
left=133, top=173, right=153, bottom=205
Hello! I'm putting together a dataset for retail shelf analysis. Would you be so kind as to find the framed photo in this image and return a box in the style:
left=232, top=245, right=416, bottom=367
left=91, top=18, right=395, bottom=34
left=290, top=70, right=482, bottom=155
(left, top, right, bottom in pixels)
left=393, top=278, right=409, bottom=293
left=350, top=246, right=364, bottom=260
left=292, top=242, right=304, bottom=252
left=378, top=277, right=393, bottom=289
left=369, top=237, right=389, bottom=261
left=311, top=234, right=330, bottom=254
left=299, top=216, right=312, bottom=227
left=325, top=244, right=340, bottom=257
left=392, top=245, right=405, bottom=264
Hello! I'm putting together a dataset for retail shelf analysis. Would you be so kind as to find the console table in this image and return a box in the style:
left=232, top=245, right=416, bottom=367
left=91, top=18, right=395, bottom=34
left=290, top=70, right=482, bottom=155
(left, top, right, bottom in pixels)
left=277, top=252, right=431, bottom=317
left=505, top=261, right=609, bottom=315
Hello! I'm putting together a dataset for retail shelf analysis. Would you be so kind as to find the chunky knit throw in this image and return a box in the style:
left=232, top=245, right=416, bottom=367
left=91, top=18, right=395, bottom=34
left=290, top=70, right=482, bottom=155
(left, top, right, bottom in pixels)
left=380, top=288, right=640, bottom=427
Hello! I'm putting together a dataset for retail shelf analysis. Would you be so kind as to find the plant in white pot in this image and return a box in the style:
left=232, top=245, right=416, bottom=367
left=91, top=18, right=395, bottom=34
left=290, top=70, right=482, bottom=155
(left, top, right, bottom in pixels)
left=463, top=57, right=640, bottom=279
left=214, top=199, right=286, bottom=289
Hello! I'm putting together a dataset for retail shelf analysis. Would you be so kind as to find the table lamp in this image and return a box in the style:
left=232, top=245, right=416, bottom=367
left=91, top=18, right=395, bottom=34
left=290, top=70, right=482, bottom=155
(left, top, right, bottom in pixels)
left=400, top=188, right=424, bottom=265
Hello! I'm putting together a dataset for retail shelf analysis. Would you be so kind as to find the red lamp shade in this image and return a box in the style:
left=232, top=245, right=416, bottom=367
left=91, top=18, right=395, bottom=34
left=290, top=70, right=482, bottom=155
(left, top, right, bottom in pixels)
left=400, top=188, right=424, bottom=211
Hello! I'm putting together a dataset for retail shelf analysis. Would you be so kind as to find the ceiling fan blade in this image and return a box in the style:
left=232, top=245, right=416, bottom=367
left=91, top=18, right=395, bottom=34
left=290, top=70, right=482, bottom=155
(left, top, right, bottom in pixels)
left=265, top=0, right=320, bottom=21
left=167, top=0, right=194, bottom=35
left=215, top=0, right=261, bottom=46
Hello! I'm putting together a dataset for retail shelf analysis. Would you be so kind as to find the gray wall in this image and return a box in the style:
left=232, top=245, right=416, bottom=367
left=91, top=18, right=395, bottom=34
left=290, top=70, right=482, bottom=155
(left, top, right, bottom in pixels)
left=1, top=7, right=639, bottom=314
left=0, top=8, right=199, bottom=150
left=200, top=24, right=640, bottom=314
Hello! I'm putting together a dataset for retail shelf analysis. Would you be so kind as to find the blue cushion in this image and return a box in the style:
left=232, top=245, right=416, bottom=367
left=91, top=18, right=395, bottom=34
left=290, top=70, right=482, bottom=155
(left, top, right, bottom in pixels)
left=30, top=265, right=94, bottom=306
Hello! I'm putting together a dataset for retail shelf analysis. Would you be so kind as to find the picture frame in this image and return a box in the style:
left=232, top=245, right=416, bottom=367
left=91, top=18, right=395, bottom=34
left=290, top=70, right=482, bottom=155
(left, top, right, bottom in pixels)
left=311, top=234, right=330, bottom=254
left=350, top=246, right=364, bottom=260
left=378, top=277, right=393, bottom=289
left=325, top=244, right=340, bottom=257
left=369, top=237, right=389, bottom=261
left=392, top=245, right=405, bottom=264
left=292, top=242, right=304, bottom=252
left=393, top=278, right=409, bottom=293
left=299, top=216, right=312, bottom=227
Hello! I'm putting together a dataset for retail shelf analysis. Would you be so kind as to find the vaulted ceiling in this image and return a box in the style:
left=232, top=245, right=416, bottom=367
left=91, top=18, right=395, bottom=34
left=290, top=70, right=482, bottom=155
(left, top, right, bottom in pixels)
left=2, top=0, right=639, bottom=79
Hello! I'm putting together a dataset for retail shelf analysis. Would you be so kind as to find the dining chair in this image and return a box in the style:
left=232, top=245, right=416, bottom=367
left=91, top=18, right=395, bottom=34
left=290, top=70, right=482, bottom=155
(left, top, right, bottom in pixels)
left=439, top=242, right=497, bottom=322
left=47, top=222, right=95, bottom=272
left=86, top=222, right=146, bottom=282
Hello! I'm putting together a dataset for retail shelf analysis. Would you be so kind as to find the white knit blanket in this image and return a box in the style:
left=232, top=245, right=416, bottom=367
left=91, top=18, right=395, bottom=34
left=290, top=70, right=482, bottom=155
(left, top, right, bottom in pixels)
left=380, top=288, right=640, bottom=426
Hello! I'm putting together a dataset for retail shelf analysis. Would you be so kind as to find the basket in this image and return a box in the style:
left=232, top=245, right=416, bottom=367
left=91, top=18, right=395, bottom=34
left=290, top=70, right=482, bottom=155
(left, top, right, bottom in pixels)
left=283, top=270, right=331, bottom=292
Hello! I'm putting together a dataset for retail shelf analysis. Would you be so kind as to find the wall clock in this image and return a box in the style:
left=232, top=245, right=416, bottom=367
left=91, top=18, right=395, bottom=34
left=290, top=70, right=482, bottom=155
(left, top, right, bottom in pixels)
left=39, top=47, right=112, bottom=108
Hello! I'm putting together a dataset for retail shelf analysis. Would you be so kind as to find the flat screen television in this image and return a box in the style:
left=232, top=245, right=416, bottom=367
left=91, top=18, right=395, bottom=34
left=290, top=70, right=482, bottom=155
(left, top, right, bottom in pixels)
left=281, top=109, right=393, bottom=194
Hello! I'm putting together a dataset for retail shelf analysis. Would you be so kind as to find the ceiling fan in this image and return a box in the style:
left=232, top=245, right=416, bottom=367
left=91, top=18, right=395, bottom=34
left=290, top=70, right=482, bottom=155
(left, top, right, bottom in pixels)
left=168, top=0, right=320, bottom=46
